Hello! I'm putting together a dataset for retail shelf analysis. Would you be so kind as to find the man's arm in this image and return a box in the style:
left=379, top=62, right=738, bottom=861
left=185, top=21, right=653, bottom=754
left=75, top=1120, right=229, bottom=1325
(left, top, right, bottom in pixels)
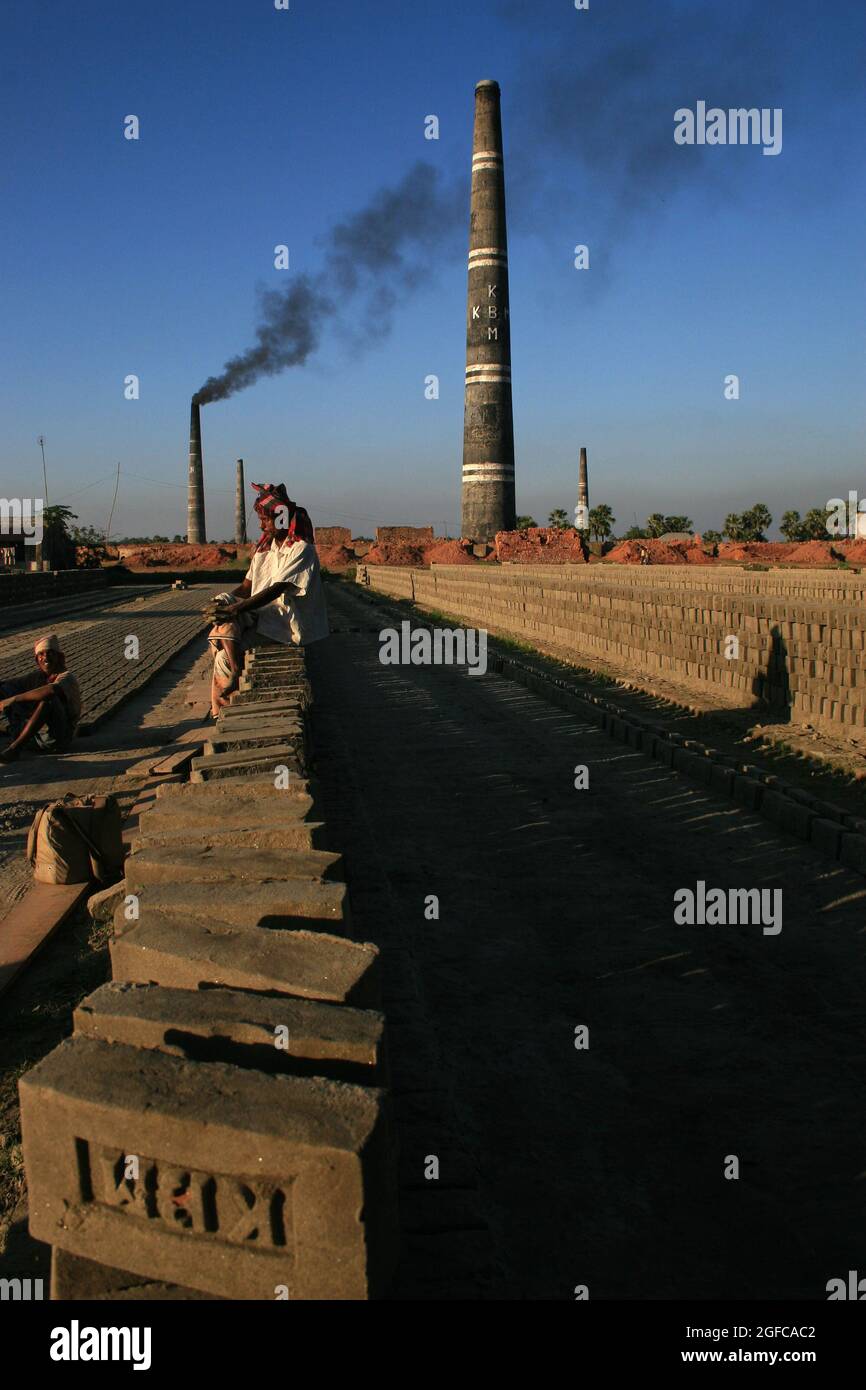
left=0, top=683, right=58, bottom=711
left=224, top=579, right=300, bottom=616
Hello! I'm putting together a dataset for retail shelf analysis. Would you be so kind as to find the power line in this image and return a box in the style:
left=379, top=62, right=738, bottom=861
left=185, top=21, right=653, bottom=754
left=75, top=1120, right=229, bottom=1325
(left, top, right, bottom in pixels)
left=57, top=471, right=118, bottom=501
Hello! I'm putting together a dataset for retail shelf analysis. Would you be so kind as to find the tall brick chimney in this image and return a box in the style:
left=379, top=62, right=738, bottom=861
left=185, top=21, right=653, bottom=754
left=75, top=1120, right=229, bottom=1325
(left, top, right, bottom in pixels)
left=235, top=459, right=246, bottom=545
left=576, top=447, right=589, bottom=531
left=460, top=79, right=516, bottom=542
left=187, top=399, right=206, bottom=544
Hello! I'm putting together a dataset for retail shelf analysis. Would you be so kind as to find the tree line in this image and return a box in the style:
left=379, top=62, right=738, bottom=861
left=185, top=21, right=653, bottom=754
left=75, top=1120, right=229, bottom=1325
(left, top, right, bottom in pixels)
left=516, top=503, right=840, bottom=545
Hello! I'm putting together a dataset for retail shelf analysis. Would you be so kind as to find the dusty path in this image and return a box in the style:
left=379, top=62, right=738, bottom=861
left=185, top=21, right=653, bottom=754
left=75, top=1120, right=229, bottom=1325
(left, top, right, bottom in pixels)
left=309, top=580, right=866, bottom=1300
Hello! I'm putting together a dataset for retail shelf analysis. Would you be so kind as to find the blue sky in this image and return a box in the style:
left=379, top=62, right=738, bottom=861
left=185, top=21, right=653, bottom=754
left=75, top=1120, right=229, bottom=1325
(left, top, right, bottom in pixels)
left=1, top=0, right=864, bottom=539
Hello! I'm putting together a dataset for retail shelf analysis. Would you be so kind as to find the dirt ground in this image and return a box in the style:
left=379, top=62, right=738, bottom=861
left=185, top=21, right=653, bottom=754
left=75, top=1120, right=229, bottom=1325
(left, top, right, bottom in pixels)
left=486, top=631, right=866, bottom=814
left=309, top=579, right=866, bottom=1299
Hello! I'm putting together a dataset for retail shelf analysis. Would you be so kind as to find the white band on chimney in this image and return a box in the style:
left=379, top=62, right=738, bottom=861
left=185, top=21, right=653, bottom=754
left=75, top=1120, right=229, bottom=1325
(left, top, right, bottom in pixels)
left=462, top=463, right=515, bottom=479
left=469, top=258, right=508, bottom=270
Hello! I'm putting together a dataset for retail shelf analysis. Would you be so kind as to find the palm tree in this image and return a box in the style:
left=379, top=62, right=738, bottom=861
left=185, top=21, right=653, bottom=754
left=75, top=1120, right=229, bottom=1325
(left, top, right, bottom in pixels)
left=589, top=504, right=615, bottom=542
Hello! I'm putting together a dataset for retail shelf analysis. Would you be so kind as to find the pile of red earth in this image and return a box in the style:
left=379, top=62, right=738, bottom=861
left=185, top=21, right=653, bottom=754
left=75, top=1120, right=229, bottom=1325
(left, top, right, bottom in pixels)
left=784, top=539, right=844, bottom=565
left=118, top=543, right=251, bottom=570
left=717, top=540, right=848, bottom=566
left=602, top=537, right=860, bottom=567
left=717, top=541, right=795, bottom=564
left=424, top=539, right=479, bottom=564
left=494, top=527, right=588, bottom=564
left=362, top=541, right=429, bottom=566
left=316, top=544, right=355, bottom=571
left=605, top=538, right=714, bottom=565
left=111, top=534, right=866, bottom=576
left=353, top=537, right=484, bottom=568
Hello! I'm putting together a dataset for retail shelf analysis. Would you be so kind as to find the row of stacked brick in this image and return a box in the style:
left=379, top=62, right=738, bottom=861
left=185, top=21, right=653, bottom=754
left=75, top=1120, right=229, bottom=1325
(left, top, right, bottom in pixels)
left=359, top=564, right=866, bottom=736
left=19, top=641, right=399, bottom=1300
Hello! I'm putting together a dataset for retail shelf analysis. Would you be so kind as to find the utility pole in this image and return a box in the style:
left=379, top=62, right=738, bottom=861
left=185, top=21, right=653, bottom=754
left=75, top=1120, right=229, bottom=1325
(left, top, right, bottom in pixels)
left=37, top=435, right=48, bottom=505
left=105, top=463, right=120, bottom=545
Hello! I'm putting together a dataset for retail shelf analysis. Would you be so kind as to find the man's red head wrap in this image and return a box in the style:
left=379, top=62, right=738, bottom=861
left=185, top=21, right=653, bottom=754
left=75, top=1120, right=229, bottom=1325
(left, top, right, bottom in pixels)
left=251, top=483, right=315, bottom=552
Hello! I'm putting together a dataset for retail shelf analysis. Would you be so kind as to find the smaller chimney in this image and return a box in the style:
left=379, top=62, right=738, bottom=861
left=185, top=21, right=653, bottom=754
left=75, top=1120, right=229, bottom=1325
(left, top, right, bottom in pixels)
left=576, top=446, right=589, bottom=530
left=235, top=459, right=247, bottom=544
left=187, top=399, right=206, bottom=544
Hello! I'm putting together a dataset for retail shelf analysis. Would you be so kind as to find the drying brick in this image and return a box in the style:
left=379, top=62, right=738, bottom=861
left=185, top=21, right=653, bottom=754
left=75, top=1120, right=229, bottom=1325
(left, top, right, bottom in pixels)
left=21, top=1037, right=397, bottom=1300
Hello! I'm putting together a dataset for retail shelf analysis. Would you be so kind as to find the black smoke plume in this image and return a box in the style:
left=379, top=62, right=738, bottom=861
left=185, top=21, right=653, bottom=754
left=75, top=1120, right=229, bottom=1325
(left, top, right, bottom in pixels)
left=500, top=0, right=786, bottom=246
left=194, top=161, right=463, bottom=406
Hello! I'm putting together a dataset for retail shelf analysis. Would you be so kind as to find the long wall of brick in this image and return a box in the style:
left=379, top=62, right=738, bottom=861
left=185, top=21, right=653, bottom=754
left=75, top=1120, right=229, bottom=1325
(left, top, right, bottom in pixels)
left=358, top=564, right=866, bottom=735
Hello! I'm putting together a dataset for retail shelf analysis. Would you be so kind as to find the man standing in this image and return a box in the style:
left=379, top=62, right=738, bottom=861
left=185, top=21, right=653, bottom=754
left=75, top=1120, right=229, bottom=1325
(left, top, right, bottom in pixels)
left=0, top=634, right=81, bottom=763
left=219, top=483, right=329, bottom=647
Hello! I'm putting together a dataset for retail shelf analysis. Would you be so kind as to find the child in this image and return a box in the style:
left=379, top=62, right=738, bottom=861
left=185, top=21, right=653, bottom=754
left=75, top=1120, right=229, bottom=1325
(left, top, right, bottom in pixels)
left=207, top=594, right=244, bottom=718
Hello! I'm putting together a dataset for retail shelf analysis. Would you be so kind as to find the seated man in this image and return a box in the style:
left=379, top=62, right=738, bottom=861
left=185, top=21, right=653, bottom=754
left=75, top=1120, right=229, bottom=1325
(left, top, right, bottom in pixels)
left=218, top=483, right=329, bottom=648
left=0, top=633, right=81, bottom=763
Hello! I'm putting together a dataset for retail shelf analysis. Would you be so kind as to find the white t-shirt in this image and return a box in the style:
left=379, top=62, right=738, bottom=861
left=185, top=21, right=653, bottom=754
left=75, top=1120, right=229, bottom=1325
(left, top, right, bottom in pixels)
left=245, top=539, right=329, bottom=646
